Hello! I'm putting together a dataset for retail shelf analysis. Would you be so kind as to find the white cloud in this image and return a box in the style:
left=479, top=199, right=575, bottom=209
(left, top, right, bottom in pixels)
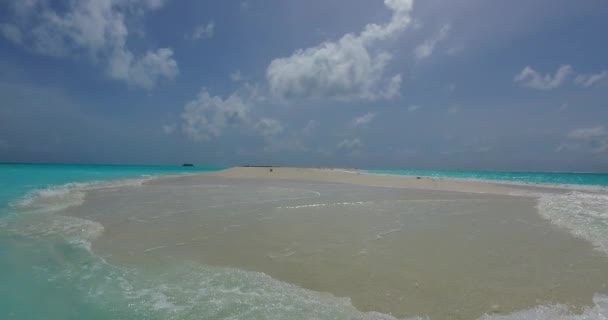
left=255, top=118, right=284, bottom=137
left=266, top=0, right=413, bottom=102
left=447, top=105, right=460, bottom=115
left=408, top=105, right=421, bottom=112
left=352, top=112, right=376, bottom=128
left=179, top=85, right=275, bottom=142
left=574, top=71, right=607, bottom=88
left=302, top=120, right=320, bottom=136
left=230, top=70, right=244, bottom=82
left=181, top=88, right=252, bottom=141
left=190, top=22, right=215, bottom=40
left=337, top=137, right=362, bottom=149
left=382, top=74, right=402, bottom=99
left=1, top=0, right=178, bottom=89
left=568, top=126, right=608, bottom=140
left=0, top=23, right=22, bottom=45
left=414, top=24, right=451, bottom=60
left=514, top=65, right=573, bottom=90
left=557, top=126, right=608, bottom=155
left=109, top=48, right=178, bottom=89
left=162, top=123, right=176, bottom=134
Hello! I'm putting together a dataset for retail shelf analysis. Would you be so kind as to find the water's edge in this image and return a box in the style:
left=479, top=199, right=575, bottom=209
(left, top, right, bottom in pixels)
left=2, top=166, right=608, bottom=319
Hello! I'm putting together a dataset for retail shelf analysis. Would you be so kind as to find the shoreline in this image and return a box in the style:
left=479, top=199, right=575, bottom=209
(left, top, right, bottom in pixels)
left=7, top=166, right=607, bottom=319
left=57, top=167, right=608, bottom=319
left=204, top=167, right=553, bottom=196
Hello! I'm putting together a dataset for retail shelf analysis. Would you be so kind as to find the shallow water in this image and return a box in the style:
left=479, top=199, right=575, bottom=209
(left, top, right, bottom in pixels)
left=2, top=165, right=608, bottom=320
left=366, top=169, right=608, bottom=187
left=65, top=175, right=608, bottom=319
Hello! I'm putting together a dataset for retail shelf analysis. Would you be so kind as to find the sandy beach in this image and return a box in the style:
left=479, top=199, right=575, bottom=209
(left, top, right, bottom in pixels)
left=61, top=167, right=608, bottom=320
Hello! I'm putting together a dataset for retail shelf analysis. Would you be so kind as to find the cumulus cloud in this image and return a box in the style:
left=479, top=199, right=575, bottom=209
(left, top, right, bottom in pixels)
left=408, top=105, right=421, bottom=112
left=514, top=65, right=573, bottom=90
left=255, top=118, right=284, bottom=137
left=189, top=22, right=215, bottom=40
left=557, top=126, right=608, bottom=155
left=574, top=71, right=607, bottom=88
left=266, top=0, right=413, bottom=102
left=447, top=105, right=460, bottom=115
left=180, top=88, right=252, bottom=141
left=351, top=112, right=376, bottom=128
left=109, top=48, right=178, bottom=89
left=179, top=85, right=279, bottom=142
left=0, top=0, right=178, bottom=89
left=162, top=123, right=176, bottom=134
left=414, top=24, right=450, bottom=60
left=230, top=70, right=244, bottom=82
left=0, top=24, right=22, bottom=45
left=302, top=120, right=320, bottom=136
left=337, top=138, right=362, bottom=150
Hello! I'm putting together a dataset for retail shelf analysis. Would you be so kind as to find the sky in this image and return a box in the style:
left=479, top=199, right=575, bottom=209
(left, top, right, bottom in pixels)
left=0, top=0, right=607, bottom=171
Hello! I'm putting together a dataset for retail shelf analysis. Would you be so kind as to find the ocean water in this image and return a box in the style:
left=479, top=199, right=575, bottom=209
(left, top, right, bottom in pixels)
left=1, top=164, right=608, bottom=320
left=0, top=164, right=226, bottom=319
left=366, top=169, right=608, bottom=187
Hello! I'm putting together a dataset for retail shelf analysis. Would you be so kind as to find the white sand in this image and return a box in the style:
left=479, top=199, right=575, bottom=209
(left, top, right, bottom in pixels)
left=211, top=167, right=527, bottom=194
left=62, top=167, right=608, bottom=320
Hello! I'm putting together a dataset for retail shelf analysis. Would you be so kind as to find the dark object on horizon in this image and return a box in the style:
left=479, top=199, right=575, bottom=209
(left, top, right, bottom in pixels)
left=182, top=163, right=194, bottom=167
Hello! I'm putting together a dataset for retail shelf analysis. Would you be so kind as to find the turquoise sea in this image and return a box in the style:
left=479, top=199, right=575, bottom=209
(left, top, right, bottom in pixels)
left=366, top=169, right=608, bottom=187
left=0, top=164, right=225, bottom=319
left=1, top=164, right=608, bottom=319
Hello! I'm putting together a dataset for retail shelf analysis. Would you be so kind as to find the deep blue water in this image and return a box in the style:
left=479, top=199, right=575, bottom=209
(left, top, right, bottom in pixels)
left=366, top=169, right=608, bottom=187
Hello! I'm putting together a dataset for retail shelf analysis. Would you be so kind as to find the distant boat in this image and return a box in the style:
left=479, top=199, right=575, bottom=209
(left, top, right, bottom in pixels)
left=182, top=163, right=194, bottom=167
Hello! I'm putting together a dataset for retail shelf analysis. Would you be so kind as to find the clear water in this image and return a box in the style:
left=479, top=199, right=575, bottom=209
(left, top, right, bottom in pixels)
left=0, top=164, right=225, bottom=213
left=1, top=164, right=608, bottom=320
left=0, top=164, right=225, bottom=320
left=366, top=169, right=608, bottom=187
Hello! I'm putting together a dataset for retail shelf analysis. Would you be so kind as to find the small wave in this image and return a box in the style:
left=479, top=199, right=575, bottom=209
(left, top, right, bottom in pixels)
left=12, top=177, right=153, bottom=213
left=363, top=171, right=608, bottom=193
left=56, top=247, right=608, bottom=320
left=1, top=177, right=155, bottom=247
left=537, top=191, right=608, bottom=255
left=278, top=201, right=374, bottom=209
left=479, top=294, right=608, bottom=320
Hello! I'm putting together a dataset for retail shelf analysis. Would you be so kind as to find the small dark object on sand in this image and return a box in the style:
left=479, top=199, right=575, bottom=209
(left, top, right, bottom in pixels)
left=416, top=176, right=422, bottom=180
left=269, top=168, right=273, bottom=172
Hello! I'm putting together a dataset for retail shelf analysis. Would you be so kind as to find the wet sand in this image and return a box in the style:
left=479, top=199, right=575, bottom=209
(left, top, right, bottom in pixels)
left=62, top=168, right=608, bottom=320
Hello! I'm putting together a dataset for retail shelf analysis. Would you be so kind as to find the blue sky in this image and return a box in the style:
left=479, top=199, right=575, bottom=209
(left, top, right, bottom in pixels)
left=0, top=0, right=607, bottom=171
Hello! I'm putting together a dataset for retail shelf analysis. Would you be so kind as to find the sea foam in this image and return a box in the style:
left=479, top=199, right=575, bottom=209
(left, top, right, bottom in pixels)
left=538, top=191, right=608, bottom=255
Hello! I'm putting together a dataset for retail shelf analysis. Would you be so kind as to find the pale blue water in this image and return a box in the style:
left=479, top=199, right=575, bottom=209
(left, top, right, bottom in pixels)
left=0, top=164, right=225, bottom=320
left=366, top=169, right=608, bottom=187
left=0, top=164, right=225, bottom=214
left=1, top=164, right=608, bottom=320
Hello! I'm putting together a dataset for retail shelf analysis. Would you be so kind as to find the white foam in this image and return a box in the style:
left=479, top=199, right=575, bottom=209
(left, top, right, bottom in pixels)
left=278, top=201, right=374, bottom=209
left=1, top=177, right=154, bottom=247
left=30, top=230, right=608, bottom=320
left=537, top=191, right=608, bottom=255
left=362, top=171, right=608, bottom=194
left=8, top=212, right=105, bottom=246
left=479, top=294, right=608, bottom=320
left=13, top=177, right=153, bottom=213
